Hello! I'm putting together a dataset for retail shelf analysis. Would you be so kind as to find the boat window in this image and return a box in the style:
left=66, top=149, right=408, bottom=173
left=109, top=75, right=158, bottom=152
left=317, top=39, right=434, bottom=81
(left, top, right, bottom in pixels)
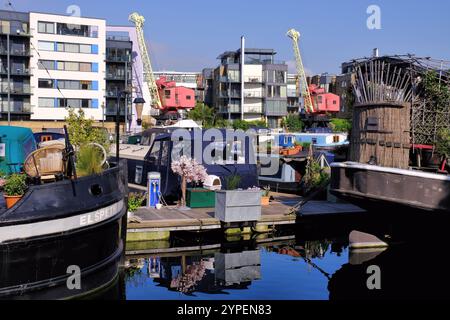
left=23, top=136, right=35, bottom=159
left=149, top=140, right=161, bottom=162
left=160, top=140, right=169, bottom=167
left=333, top=135, right=340, bottom=143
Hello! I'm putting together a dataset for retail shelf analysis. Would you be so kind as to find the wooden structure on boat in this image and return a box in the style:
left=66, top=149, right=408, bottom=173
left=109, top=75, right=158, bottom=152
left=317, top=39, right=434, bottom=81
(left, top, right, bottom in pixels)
left=350, top=60, right=413, bottom=169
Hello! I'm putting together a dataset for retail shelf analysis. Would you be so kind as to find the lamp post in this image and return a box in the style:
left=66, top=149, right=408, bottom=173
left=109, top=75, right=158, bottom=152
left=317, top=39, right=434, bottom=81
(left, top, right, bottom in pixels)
left=116, top=89, right=129, bottom=163
left=133, top=97, right=145, bottom=130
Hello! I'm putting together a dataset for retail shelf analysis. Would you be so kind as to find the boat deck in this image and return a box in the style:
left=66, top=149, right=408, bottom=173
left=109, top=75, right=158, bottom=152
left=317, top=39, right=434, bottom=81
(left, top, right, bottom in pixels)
left=128, top=193, right=365, bottom=234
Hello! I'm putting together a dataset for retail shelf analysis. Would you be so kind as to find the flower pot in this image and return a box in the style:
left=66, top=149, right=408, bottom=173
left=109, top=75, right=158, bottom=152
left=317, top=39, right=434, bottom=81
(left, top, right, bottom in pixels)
left=186, top=188, right=215, bottom=208
left=4, top=195, right=22, bottom=209
left=261, top=196, right=270, bottom=206
left=215, top=190, right=261, bottom=223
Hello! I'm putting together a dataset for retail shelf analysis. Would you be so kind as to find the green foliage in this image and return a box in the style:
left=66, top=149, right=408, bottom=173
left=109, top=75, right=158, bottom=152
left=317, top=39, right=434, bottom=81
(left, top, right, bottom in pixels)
left=295, top=141, right=311, bottom=149
left=214, top=118, right=232, bottom=129
left=225, top=174, right=241, bottom=190
left=423, top=71, right=450, bottom=112
left=187, top=103, right=215, bottom=128
left=76, top=145, right=103, bottom=177
left=128, top=193, right=146, bottom=212
left=330, top=118, right=352, bottom=133
left=3, top=174, right=27, bottom=196
left=231, top=119, right=267, bottom=131
left=436, top=128, right=450, bottom=156
left=304, top=160, right=330, bottom=191
left=281, top=114, right=303, bottom=132
left=65, top=108, right=110, bottom=151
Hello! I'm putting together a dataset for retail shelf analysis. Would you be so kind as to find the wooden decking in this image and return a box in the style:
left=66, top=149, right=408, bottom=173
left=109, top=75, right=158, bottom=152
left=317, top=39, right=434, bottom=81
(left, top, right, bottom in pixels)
left=127, top=193, right=365, bottom=234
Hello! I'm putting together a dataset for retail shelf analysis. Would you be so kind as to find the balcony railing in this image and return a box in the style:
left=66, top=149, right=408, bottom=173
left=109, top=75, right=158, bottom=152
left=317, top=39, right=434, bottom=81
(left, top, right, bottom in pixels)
left=220, top=76, right=240, bottom=83
left=244, top=77, right=263, bottom=83
left=106, top=55, right=131, bottom=62
left=0, top=27, right=31, bottom=36
left=220, top=90, right=241, bottom=99
left=243, top=105, right=263, bottom=113
left=219, top=105, right=241, bottom=113
left=105, top=73, right=131, bottom=80
left=0, top=103, right=32, bottom=113
left=265, top=105, right=288, bottom=116
left=244, top=91, right=264, bottom=98
left=0, top=84, right=31, bottom=94
left=0, top=68, right=31, bottom=76
left=0, top=48, right=31, bottom=56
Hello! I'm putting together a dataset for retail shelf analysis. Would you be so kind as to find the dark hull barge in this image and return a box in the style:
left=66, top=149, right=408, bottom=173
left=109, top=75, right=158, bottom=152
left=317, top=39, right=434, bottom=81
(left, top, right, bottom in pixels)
left=0, top=161, right=128, bottom=299
left=330, top=162, right=450, bottom=213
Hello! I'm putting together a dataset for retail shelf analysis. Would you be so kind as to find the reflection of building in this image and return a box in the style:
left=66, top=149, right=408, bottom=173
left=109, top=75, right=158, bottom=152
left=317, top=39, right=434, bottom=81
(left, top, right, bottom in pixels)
left=214, top=250, right=261, bottom=286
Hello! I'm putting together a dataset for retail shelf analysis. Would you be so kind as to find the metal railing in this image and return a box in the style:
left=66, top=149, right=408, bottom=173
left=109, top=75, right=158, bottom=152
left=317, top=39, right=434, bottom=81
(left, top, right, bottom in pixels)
left=244, top=91, right=264, bottom=98
left=0, top=83, right=31, bottom=94
left=243, top=105, right=263, bottom=113
left=0, top=103, right=32, bottom=113
left=106, top=55, right=131, bottom=62
left=244, top=77, right=263, bottom=83
left=0, top=48, right=31, bottom=56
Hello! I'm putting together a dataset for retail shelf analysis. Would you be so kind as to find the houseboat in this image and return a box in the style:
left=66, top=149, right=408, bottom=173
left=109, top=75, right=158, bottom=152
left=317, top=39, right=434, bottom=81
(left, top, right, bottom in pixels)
left=0, top=126, right=127, bottom=299
left=118, top=128, right=258, bottom=202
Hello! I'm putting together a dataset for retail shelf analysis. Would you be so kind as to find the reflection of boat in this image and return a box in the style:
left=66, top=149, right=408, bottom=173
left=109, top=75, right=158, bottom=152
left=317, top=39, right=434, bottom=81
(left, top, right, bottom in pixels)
left=0, top=127, right=127, bottom=299
left=328, top=242, right=450, bottom=299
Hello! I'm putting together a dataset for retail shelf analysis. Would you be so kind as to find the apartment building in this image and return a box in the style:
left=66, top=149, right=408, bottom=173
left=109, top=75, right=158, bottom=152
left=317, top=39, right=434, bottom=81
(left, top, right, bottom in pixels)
left=29, top=12, right=106, bottom=121
left=105, top=30, right=132, bottom=123
left=287, top=73, right=299, bottom=113
left=0, top=10, right=32, bottom=121
left=212, top=40, right=288, bottom=128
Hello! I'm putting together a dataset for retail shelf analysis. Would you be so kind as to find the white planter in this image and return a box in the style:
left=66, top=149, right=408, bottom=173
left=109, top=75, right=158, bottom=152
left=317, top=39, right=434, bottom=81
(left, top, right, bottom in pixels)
left=215, top=190, right=261, bottom=223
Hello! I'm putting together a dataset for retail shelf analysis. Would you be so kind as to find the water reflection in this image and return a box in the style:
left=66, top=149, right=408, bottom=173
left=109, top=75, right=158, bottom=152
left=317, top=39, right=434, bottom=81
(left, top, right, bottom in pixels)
left=123, top=238, right=348, bottom=300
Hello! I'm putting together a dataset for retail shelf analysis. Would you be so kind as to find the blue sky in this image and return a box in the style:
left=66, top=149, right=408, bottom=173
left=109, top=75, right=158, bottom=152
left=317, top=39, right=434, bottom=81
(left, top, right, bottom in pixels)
left=9, top=0, right=450, bottom=74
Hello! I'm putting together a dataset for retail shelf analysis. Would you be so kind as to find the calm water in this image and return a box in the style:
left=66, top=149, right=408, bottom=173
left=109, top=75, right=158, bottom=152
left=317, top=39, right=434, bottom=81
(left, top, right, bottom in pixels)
left=124, top=240, right=348, bottom=300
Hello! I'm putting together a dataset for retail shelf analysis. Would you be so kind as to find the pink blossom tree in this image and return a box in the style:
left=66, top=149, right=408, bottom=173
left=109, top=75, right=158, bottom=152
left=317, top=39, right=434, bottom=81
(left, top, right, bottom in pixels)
left=171, top=156, right=208, bottom=207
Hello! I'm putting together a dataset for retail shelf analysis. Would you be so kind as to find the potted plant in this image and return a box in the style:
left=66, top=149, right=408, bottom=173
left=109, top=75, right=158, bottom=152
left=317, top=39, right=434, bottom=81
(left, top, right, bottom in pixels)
left=214, top=175, right=261, bottom=223
left=3, top=173, right=27, bottom=209
left=261, top=186, right=270, bottom=206
left=171, top=155, right=208, bottom=209
left=128, top=192, right=146, bottom=217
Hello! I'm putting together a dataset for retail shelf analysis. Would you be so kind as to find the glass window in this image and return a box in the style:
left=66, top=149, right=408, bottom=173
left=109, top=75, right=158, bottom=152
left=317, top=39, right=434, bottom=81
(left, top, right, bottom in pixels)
left=90, top=26, right=98, bottom=38
left=149, top=140, right=161, bottom=163
left=81, top=80, right=91, bottom=90
left=58, top=98, right=67, bottom=108
left=65, top=43, right=79, bottom=53
left=79, top=44, right=91, bottom=54
left=38, top=41, right=54, bottom=51
left=39, top=60, right=54, bottom=70
left=38, top=79, right=53, bottom=88
left=56, top=43, right=64, bottom=52
left=65, top=62, right=79, bottom=71
left=38, top=21, right=54, bottom=34
left=67, top=99, right=80, bottom=108
left=81, top=99, right=90, bottom=108
left=57, top=61, right=65, bottom=70
left=39, top=98, right=54, bottom=107
left=79, top=63, right=91, bottom=72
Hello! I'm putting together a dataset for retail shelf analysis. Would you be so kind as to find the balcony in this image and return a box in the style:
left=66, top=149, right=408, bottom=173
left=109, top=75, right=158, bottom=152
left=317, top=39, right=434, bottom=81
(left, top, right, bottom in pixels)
left=0, top=103, right=32, bottom=113
left=265, top=104, right=288, bottom=116
left=219, top=76, right=240, bottom=83
left=0, top=27, right=31, bottom=37
left=218, top=105, right=241, bottom=114
left=244, top=91, right=264, bottom=98
left=243, top=105, right=263, bottom=114
left=0, top=68, right=31, bottom=76
left=105, top=89, right=130, bottom=98
left=219, top=90, right=241, bottom=99
left=105, top=72, right=131, bottom=81
left=106, top=55, right=131, bottom=63
left=244, top=76, right=263, bottom=83
left=0, top=48, right=31, bottom=56
left=0, top=83, right=31, bottom=94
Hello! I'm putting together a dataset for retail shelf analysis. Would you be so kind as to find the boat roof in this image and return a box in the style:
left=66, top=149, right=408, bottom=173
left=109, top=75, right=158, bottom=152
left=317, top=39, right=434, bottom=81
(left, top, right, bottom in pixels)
left=0, top=126, right=33, bottom=139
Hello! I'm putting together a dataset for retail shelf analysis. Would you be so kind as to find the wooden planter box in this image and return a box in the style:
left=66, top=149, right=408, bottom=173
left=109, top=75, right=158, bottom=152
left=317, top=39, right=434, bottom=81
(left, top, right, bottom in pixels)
left=215, top=190, right=261, bottom=223
left=186, top=188, right=216, bottom=208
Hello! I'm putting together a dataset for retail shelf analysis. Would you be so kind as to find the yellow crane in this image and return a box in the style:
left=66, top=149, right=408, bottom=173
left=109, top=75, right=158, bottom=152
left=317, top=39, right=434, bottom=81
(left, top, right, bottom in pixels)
left=286, top=28, right=314, bottom=113
left=129, top=12, right=162, bottom=109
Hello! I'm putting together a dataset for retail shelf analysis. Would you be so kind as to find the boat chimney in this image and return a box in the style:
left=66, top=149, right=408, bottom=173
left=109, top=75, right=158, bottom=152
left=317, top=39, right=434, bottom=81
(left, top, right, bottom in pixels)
left=373, top=48, right=379, bottom=58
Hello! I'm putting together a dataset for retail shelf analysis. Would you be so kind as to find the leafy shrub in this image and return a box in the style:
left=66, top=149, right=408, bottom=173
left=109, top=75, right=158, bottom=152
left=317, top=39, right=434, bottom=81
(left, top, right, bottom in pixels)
left=436, top=128, right=450, bottom=156
left=330, top=118, right=352, bottom=133
left=281, top=114, right=303, bottom=132
left=128, top=193, right=146, bottom=212
left=3, top=174, right=27, bottom=196
left=76, top=144, right=104, bottom=177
